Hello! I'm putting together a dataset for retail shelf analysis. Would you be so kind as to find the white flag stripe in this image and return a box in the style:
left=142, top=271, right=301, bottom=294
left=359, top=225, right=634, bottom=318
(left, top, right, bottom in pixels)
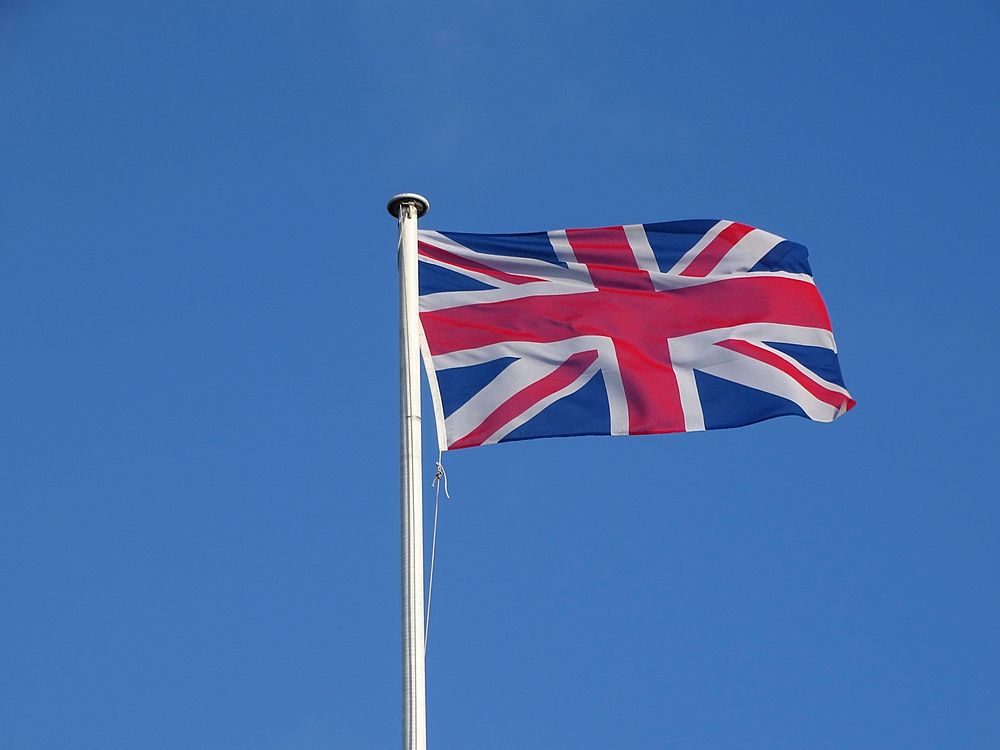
left=600, top=344, right=629, bottom=436
left=623, top=224, right=662, bottom=277
left=674, top=363, right=705, bottom=432
left=642, top=269, right=815, bottom=292
left=432, top=336, right=610, bottom=369
left=419, top=282, right=594, bottom=313
left=712, top=227, right=785, bottom=276
left=423, top=267, right=816, bottom=313
left=547, top=229, right=580, bottom=266
left=419, top=333, right=449, bottom=453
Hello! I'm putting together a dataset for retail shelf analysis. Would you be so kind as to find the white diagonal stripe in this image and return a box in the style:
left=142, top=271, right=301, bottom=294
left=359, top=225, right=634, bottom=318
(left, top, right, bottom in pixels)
left=700, top=355, right=843, bottom=422
left=418, top=230, right=595, bottom=312
left=481, top=359, right=604, bottom=446
left=437, top=336, right=627, bottom=446
left=711, top=227, right=785, bottom=276
left=749, top=341, right=851, bottom=398
left=444, top=354, right=560, bottom=444
left=419, top=230, right=586, bottom=285
left=667, top=220, right=732, bottom=275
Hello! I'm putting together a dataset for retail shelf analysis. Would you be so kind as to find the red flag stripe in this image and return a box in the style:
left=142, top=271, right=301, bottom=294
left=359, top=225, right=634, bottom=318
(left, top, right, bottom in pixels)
left=564, top=227, right=655, bottom=291
left=679, top=222, right=754, bottom=277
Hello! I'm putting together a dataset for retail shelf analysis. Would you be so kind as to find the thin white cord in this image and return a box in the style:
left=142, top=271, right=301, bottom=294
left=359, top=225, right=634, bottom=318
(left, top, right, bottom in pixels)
left=424, top=452, right=450, bottom=651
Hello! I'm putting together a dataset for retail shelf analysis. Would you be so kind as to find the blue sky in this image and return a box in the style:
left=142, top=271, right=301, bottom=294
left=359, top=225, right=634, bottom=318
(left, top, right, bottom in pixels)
left=2, top=1, right=998, bottom=748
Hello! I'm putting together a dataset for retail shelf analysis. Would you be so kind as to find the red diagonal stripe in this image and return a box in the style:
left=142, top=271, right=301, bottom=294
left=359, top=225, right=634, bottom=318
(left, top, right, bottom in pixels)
left=679, top=222, right=754, bottom=277
left=714, top=339, right=855, bottom=411
left=418, top=240, right=544, bottom=286
left=449, top=349, right=599, bottom=449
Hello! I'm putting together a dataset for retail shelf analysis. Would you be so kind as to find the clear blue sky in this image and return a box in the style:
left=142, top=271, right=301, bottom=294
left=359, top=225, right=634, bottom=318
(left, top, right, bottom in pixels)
left=2, top=2, right=998, bottom=748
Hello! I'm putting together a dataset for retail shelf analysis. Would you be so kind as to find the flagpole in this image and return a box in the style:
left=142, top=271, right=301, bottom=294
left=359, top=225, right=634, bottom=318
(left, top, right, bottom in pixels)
left=388, top=192, right=430, bottom=750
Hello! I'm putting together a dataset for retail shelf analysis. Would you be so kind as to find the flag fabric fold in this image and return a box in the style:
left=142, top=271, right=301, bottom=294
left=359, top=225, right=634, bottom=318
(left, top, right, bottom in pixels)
left=417, top=219, right=854, bottom=451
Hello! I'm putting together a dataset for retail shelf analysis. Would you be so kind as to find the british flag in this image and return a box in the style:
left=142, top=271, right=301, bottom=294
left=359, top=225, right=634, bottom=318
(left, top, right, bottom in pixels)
left=417, top=219, right=854, bottom=451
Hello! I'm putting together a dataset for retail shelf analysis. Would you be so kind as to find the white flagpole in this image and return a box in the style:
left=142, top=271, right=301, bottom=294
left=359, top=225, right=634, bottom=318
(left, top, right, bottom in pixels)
left=388, top=192, right=430, bottom=750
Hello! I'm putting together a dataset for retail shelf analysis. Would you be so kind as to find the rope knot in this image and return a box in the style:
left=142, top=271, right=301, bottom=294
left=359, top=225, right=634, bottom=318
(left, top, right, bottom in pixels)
left=431, top=460, right=450, bottom=499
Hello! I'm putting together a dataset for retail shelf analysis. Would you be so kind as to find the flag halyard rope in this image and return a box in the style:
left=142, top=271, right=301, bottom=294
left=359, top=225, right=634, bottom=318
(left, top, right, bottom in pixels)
left=424, top=452, right=450, bottom=651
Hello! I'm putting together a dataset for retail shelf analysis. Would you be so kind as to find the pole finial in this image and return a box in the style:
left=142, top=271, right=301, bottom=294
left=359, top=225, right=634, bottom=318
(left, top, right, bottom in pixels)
left=387, top=193, right=430, bottom=219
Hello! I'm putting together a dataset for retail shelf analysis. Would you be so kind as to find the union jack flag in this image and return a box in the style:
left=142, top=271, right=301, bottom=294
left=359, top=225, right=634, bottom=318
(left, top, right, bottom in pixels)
left=417, top=220, right=854, bottom=451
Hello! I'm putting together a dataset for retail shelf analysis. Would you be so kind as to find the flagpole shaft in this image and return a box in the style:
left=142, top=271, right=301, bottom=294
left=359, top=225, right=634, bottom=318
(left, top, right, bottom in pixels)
left=390, top=193, right=430, bottom=750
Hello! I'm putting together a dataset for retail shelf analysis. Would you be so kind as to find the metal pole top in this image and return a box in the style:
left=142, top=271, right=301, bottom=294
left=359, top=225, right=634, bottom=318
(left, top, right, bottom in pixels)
left=387, top=193, right=430, bottom=219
